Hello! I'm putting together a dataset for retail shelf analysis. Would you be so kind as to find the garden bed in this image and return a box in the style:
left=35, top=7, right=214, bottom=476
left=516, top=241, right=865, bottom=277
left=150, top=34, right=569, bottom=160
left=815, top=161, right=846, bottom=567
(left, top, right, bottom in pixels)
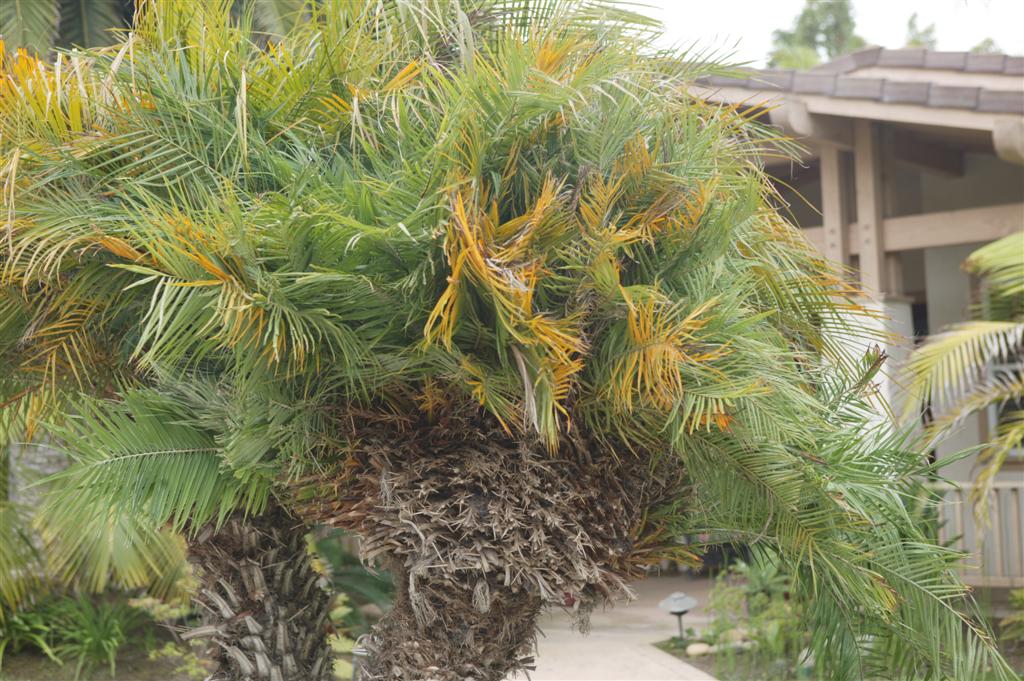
left=656, top=638, right=1024, bottom=681
left=0, top=646, right=195, bottom=681
left=655, top=637, right=810, bottom=681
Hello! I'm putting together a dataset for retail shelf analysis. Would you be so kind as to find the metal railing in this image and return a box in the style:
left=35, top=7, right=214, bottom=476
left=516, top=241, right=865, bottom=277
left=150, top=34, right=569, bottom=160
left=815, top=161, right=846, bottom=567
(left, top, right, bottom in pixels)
left=932, top=481, right=1024, bottom=588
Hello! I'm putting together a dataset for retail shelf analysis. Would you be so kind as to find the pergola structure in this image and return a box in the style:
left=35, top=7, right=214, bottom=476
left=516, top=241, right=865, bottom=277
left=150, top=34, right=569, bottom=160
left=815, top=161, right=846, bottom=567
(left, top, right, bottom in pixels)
left=696, top=47, right=1024, bottom=590
left=697, top=47, right=1021, bottom=294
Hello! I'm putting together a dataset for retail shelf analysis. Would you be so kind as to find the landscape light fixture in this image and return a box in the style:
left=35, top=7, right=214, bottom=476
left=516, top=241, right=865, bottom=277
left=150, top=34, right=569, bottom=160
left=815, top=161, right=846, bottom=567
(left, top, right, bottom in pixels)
left=659, top=592, right=698, bottom=641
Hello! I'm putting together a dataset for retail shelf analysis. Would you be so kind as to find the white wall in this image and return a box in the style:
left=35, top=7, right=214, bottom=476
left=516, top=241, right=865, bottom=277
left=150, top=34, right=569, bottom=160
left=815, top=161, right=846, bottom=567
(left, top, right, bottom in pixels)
left=919, top=153, right=1024, bottom=215
left=922, top=243, right=992, bottom=481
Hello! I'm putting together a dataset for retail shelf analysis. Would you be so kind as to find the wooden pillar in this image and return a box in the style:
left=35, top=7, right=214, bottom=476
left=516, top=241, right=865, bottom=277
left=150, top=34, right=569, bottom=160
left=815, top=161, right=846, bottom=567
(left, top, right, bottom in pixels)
left=854, top=119, right=888, bottom=296
left=820, top=146, right=849, bottom=267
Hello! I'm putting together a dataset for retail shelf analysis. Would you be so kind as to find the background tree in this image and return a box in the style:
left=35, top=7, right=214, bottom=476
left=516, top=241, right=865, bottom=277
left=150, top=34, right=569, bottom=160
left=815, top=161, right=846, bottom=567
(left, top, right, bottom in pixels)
left=905, top=232, right=1024, bottom=510
left=972, top=37, right=1002, bottom=54
left=904, top=12, right=937, bottom=50
left=0, top=1, right=1013, bottom=680
left=768, top=0, right=866, bottom=68
left=767, top=44, right=822, bottom=70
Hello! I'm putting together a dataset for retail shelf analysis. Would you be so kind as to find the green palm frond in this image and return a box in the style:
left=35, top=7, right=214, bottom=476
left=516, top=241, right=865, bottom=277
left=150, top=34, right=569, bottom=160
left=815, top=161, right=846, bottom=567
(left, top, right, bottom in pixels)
left=925, top=374, right=1024, bottom=441
left=0, top=0, right=58, bottom=55
left=57, top=0, right=125, bottom=49
left=38, top=499, right=190, bottom=600
left=0, top=495, right=41, bottom=615
left=45, top=390, right=270, bottom=534
left=678, top=352, right=1013, bottom=679
left=250, top=0, right=309, bottom=37
left=903, top=233, right=1023, bottom=527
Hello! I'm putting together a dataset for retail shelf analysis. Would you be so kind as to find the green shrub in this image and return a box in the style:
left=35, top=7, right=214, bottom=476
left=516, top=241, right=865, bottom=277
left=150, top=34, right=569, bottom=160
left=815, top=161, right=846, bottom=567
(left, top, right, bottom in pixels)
left=46, top=596, right=145, bottom=680
left=733, top=557, right=789, bottom=605
left=0, top=595, right=150, bottom=680
left=313, top=528, right=392, bottom=636
left=705, top=556, right=809, bottom=681
left=1002, top=589, right=1024, bottom=644
left=0, top=607, right=60, bottom=669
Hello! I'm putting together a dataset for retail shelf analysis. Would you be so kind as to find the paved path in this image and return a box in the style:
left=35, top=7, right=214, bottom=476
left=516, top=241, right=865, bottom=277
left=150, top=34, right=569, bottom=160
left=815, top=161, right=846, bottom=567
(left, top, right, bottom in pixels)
left=511, top=574, right=718, bottom=681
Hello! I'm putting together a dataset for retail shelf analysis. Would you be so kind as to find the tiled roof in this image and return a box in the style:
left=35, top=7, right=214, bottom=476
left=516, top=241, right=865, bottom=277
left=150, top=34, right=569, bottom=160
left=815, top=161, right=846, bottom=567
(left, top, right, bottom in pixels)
left=697, top=47, right=1024, bottom=115
left=812, top=47, right=1024, bottom=75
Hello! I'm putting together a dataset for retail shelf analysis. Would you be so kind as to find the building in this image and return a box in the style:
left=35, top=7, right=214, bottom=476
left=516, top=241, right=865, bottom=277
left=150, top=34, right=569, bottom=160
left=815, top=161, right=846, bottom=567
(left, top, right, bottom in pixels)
left=696, top=47, right=1024, bottom=591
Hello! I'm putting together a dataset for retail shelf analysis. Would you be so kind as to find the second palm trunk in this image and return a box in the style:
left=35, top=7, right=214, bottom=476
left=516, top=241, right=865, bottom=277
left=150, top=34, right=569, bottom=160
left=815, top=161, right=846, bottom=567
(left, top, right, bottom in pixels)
left=185, top=509, right=334, bottom=681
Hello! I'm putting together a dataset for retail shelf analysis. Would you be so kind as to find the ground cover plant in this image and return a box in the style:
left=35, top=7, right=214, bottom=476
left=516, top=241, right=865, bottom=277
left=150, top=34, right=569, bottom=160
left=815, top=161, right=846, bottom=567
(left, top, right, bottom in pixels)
left=0, top=1, right=1014, bottom=679
left=0, top=594, right=152, bottom=680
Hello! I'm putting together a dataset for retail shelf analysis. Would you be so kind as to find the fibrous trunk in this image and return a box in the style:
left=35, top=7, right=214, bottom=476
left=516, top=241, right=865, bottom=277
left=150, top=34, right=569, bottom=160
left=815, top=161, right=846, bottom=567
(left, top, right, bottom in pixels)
left=298, top=416, right=685, bottom=681
left=185, top=508, right=333, bottom=681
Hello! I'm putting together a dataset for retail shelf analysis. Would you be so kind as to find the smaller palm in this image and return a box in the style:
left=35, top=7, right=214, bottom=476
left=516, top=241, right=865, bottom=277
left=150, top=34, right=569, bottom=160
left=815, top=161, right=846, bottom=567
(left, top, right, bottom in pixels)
left=905, top=232, right=1024, bottom=503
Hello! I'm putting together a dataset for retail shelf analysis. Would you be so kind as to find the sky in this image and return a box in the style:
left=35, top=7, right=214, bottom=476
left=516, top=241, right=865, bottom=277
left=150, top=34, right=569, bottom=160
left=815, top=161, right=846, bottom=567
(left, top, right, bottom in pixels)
left=641, top=0, right=1024, bottom=67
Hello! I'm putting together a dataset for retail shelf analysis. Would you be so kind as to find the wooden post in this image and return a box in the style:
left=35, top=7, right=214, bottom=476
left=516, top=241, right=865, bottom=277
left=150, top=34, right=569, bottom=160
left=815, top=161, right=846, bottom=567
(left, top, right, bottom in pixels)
left=854, top=119, right=888, bottom=296
left=819, top=146, right=849, bottom=267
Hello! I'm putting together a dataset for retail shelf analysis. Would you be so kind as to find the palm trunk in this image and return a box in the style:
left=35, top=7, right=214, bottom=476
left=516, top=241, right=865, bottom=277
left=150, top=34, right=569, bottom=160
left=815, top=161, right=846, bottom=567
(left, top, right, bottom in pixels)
left=184, top=507, right=333, bottom=681
left=297, top=420, right=686, bottom=681
left=360, top=559, right=543, bottom=680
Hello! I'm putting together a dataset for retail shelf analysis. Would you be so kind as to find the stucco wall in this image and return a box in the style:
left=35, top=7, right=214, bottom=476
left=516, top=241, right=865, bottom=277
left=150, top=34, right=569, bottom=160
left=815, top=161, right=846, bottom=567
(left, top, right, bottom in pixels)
left=6, top=442, right=66, bottom=509
left=918, top=152, right=1024, bottom=215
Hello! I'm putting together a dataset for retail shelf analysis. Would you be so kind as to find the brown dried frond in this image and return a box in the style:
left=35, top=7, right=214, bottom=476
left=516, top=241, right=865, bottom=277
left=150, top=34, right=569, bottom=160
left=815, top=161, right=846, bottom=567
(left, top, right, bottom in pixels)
left=293, top=412, right=689, bottom=679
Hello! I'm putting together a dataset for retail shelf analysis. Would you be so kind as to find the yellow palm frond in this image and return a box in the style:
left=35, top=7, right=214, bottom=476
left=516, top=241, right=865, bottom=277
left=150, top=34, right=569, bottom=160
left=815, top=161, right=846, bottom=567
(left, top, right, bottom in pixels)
left=608, top=292, right=724, bottom=411
left=971, top=409, right=1024, bottom=516
left=965, top=231, right=1024, bottom=298
left=904, top=321, right=1023, bottom=418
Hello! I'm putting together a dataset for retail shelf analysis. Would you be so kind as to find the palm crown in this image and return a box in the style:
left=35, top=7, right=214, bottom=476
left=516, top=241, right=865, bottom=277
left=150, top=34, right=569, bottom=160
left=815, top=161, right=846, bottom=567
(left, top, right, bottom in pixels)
left=0, top=1, right=1012, bottom=679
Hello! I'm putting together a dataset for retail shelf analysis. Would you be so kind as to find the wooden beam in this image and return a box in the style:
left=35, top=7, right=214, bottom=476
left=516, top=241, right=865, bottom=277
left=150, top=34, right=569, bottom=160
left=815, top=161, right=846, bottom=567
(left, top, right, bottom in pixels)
left=885, top=254, right=905, bottom=296
left=801, top=202, right=1024, bottom=254
left=881, top=203, right=1024, bottom=252
left=994, top=119, right=1024, bottom=165
left=768, top=102, right=853, bottom=148
left=819, top=146, right=850, bottom=266
left=854, top=120, right=888, bottom=295
left=890, top=133, right=964, bottom=177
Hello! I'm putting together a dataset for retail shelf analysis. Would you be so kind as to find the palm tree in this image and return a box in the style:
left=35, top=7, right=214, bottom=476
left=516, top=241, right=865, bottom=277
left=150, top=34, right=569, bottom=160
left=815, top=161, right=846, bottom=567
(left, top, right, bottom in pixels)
left=0, top=1, right=1013, bottom=679
left=905, top=232, right=1024, bottom=505
left=0, top=0, right=307, bottom=56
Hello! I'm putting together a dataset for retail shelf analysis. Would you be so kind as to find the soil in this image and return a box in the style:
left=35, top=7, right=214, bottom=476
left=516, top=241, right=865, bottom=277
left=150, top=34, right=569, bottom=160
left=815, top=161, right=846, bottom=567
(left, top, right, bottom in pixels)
left=0, top=647, right=196, bottom=681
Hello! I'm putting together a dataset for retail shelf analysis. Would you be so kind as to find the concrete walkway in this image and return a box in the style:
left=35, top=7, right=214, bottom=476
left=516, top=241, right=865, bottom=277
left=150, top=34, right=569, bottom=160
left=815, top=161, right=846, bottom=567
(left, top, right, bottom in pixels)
left=513, top=574, right=718, bottom=681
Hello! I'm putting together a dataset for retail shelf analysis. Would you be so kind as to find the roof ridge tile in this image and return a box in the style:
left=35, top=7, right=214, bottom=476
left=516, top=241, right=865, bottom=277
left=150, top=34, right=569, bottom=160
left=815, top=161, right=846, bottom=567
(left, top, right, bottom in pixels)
left=923, top=51, right=968, bottom=71
left=792, top=72, right=837, bottom=95
left=817, top=47, right=1019, bottom=75
left=877, top=48, right=928, bottom=68
left=694, top=62, right=1023, bottom=113
left=928, top=84, right=981, bottom=109
left=881, top=80, right=931, bottom=105
left=965, top=53, right=1008, bottom=73
left=834, top=76, right=884, bottom=99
